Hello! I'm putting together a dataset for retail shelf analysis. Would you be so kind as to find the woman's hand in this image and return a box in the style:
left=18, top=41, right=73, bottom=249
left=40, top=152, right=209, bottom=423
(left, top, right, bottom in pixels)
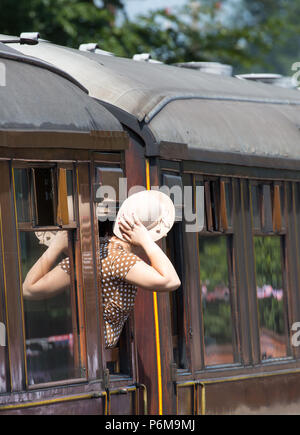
left=118, top=212, right=153, bottom=248
left=49, top=231, right=69, bottom=255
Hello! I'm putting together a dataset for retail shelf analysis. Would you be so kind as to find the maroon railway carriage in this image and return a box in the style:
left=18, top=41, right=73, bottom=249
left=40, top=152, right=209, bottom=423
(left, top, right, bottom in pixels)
left=2, top=35, right=300, bottom=414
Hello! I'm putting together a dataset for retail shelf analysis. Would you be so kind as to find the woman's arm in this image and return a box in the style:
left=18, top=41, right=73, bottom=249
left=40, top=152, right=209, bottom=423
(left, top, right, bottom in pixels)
left=118, top=213, right=181, bottom=292
left=23, top=231, right=71, bottom=300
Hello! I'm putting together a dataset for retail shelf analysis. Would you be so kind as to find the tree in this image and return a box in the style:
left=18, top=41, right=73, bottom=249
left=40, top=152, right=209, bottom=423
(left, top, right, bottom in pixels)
left=0, top=0, right=296, bottom=74
left=0, top=0, right=125, bottom=48
left=102, top=0, right=274, bottom=73
left=236, top=0, right=300, bottom=74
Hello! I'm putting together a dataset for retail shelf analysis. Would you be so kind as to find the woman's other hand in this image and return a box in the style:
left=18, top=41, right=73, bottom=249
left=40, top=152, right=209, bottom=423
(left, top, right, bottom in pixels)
left=118, top=213, right=181, bottom=292
left=118, top=212, right=152, bottom=248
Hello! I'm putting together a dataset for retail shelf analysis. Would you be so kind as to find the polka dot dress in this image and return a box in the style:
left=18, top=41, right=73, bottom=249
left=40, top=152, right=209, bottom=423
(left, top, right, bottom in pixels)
left=59, top=236, right=141, bottom=349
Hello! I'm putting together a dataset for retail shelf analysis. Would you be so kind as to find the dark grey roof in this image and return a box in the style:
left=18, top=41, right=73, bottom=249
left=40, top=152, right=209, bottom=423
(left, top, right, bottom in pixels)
left=5, top=36, right=300, bottom=168
left=0, top=41, right=123, bottom=133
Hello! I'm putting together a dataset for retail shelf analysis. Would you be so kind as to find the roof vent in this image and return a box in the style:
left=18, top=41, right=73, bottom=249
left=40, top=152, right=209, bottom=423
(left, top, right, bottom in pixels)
left=79, top=43, right=114, bottom=56
left=235, top=73, right=298, bottom=89
left=133, top=53, right=163, bottom=64
left=20, top=32, right=40, bottom=45
left=0, top=32, right=40, bottom=46
left=174, top=61, right=233, bottom=76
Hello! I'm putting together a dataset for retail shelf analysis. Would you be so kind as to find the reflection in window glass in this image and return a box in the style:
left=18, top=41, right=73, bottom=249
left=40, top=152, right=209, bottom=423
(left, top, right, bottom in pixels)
left=254, top=236, right=288, bottom=360
left=95, top=166, right=124, bottom=220
left=251, top=185, right=261, bottom=230
left=20, top=231, right=83, bottom=385
left=14, top=169, right=31, bottom=223
left=198, top=236, right=235, bottom=366
left=32, top=168, right=55, bottom=226
left=225, top=182, right=233, bottom=228
left=261, top=185, right=273, bottom=233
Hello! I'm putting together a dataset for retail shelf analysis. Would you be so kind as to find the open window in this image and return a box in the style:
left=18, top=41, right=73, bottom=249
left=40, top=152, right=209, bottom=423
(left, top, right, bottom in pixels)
left=250, top=181, right=290, bottom=361
left=161, top=171, right=187, bottom=369
left=13, top=163, right=86, bottom=386
left=93, top=154, right=135, bottom=378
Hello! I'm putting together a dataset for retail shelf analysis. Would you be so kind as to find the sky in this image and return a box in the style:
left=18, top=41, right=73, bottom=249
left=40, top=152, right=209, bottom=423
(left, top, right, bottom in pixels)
left=124, top=0, right=185, bottom=19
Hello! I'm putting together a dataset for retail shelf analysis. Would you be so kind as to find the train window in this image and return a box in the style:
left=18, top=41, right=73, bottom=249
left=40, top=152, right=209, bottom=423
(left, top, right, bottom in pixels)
left=13, top=165, right=86, bottom=386
left=197, top=177, right=238, bottom=367
left=95, top=163, right=134, bottom=376
left=14, top=168, right=31, bottom=223
left=162, top=172, right=186, bottom=369
left=254, top=236, right=289, bottom=360
left=198, top=235, right=235, bottom=366
left=273, top=183, right=286, bottom=232
left=200, top=177, right=233, bottom=233
left=250, top=181, right=285, bottom=234
left=251, top=184, right=261, bottom=231
left=166, top=222, right=186, bottom=369
left=251, top=181, right=290, bottom=362
left=32, top=168, right=56, bottom=227
left=95, top=166, right=123, bottom=220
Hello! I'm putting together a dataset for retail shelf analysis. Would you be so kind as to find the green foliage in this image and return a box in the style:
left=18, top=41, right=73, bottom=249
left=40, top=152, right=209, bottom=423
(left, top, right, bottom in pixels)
left=0, top=0, right=122, bottom=48
left=198, top=236, right=228, bottom=292
left=198, top=236, right=233, bottom=345
left=254, top=236, right=285, bottom=335
left=254, top=236, right=282, bottom=289
left=238, top=0, right=300, bottom=74
left=1, top=0, right=296, bottom=74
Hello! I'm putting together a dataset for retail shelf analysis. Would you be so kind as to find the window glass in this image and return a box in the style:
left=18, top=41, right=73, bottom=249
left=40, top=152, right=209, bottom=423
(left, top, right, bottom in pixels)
left=210, top=181, right=220, bottom=231
left=261, top=185, right=273, bottom=233
left=14, top=168, right=31, bottom=223
left=224, top=182, right=233, bottom=229
left=198, top=235, right=235, bottom=366
left=20, top=231, right=84, bottom=385
left=66, top=169, right=75, bottom=222
left=13, top=166, right=85, bottom=386
left=279, top=184, right=286, bottom=230
left=251, top=184, right=261, bottom=231
left=95, top=166, right=124, bottom=221
left=166, top=223, right=186, bottom=369
left=254, top=236, right=289, bottom=360
left=95, top=164, right=133, bottom=376
left=32, top=168, right=55, bottom=226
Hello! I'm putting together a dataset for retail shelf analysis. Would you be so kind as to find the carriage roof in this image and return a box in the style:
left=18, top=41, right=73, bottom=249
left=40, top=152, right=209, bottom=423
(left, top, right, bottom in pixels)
left=4, top=36, right=300, bottom=169
left=0, top=41, right=123, bottom=136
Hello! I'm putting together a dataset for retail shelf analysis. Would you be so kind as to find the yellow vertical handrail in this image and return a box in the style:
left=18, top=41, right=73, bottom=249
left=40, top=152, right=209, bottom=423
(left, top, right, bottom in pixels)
left=145, top=158, right=163, bottom=415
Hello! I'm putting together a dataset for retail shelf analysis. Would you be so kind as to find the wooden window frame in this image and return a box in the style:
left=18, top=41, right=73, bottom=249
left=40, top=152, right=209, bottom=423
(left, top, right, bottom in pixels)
left=11, top=160, right=88, bottom=390
left=195, top=175, right=240, bottom=369
left=250, top=180, right=292, bottom=363
left=91, top=152, right=138, bottom=384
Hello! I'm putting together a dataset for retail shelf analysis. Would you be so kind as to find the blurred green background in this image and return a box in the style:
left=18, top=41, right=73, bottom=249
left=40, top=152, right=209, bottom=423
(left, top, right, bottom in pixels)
left=0, top=0, right=299, bottom=75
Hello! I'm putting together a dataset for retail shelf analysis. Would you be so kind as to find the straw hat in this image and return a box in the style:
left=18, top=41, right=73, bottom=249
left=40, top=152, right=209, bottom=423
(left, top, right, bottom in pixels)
left=113, top=190, right=175, bottom=242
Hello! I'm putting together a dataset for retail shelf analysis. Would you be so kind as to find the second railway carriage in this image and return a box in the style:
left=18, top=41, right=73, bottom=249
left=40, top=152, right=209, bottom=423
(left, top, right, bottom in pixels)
left=3, top=35, right=300, bottom=415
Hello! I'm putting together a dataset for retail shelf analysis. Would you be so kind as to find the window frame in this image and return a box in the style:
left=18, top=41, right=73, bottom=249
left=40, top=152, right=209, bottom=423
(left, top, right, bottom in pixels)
left=91, top=151, right=138, bottom=383
left=12, top=160, right=88, bottom=390
left=250, top=179, right=292, bottom=363
left=195, top=175, right=241, bottom=369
